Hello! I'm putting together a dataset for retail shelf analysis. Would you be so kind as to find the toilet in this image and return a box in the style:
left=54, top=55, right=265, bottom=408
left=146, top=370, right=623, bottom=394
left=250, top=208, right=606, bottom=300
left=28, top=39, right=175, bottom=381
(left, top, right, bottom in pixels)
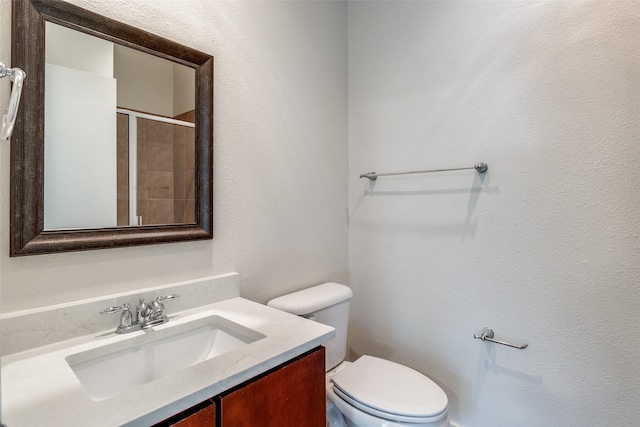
left=267, top=283, right=450, bottom=427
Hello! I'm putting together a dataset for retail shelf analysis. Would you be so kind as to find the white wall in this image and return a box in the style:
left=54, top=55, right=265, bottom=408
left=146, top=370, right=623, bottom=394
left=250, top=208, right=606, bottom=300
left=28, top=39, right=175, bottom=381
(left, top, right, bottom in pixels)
left=0, top=0, right=348, bottom=312
left=45, top=22, right=118, bottom=230
left=44, top=64, right=118, bottom=229
left=114, top=45, right=196, bottom=118
left=173, top=63, right=195, bottom=117
left=4, top=0, right=638, bottom=425
left=114, top=45, right=175, bottom=117
left=44, top=23, right=118, bottom=229
left=46, top=22, right=114, bottom=78
left=348, top=2, right=639, bottom=426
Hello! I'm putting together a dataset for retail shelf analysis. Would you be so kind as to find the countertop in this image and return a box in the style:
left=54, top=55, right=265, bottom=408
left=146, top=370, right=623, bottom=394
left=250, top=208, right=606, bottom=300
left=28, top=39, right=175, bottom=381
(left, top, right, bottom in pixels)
left=1, top=297, right=334, bottom=426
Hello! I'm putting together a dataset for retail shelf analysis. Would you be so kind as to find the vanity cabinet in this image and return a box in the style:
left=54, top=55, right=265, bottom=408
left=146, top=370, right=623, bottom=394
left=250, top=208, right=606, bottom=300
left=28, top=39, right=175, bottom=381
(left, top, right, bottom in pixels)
left=219, top=346, right=326, bottom=426
left=154, top=346, right=325, bottom=427
left=155, top=400, right=217, bottom=426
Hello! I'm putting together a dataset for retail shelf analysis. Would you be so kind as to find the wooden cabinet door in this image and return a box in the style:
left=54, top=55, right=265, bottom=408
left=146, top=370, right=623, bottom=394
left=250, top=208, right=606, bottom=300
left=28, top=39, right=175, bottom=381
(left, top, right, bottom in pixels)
left=153, top=399, right=216, bottom=427
left=219, top=347, right=326, bottom=427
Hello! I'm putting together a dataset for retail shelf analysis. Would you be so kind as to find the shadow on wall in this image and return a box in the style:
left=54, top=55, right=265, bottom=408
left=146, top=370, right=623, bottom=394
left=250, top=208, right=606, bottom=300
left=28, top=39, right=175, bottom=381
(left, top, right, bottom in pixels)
left=476, top=344, right=543, bottom=386
left=349, top=170, right=498, bottom=240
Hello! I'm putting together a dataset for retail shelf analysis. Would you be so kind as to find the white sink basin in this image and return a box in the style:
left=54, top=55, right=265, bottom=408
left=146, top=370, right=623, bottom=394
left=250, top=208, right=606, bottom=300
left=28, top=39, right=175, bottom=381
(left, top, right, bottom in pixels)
left=66, top=315, right=265, bottom=402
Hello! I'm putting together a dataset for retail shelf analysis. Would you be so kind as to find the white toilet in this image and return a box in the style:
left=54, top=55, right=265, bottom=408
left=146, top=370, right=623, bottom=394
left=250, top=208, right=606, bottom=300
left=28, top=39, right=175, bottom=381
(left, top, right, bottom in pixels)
left=267, top=282, right=450, bottom=427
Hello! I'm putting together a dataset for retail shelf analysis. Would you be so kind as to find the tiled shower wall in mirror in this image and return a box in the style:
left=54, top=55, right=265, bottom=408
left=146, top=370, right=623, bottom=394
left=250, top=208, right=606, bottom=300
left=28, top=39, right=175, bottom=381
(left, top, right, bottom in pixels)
left=117, top=112, right=195, bottom=226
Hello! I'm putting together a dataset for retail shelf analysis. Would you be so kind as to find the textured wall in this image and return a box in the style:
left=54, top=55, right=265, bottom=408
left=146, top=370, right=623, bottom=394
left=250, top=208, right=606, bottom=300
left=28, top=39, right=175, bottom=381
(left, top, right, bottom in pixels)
left=348, top=1, right=639, bottom=426
left=3, top=1, right=639, bottom=424
left=0, top=0, right=348, bottom=312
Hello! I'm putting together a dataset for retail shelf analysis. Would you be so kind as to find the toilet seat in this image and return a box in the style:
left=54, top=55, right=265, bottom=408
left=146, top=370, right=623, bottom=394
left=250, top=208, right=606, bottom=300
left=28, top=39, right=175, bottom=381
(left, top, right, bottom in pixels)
left=330, top=355, right=448, bottom=423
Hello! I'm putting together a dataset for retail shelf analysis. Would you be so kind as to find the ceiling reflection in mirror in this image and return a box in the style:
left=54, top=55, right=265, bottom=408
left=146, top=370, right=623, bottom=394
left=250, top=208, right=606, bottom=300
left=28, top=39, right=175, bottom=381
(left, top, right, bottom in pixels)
left=44, top=22, right=196, bottom=230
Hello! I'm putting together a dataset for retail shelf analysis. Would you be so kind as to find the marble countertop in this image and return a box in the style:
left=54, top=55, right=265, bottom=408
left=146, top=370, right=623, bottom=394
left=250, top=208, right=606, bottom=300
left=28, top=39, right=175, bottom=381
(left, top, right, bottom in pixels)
left=2, top=297, right=334, bottom=427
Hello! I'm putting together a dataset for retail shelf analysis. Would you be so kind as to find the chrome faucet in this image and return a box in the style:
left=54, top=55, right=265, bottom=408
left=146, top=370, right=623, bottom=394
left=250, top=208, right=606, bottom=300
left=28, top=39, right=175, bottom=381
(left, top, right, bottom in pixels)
left=100, top=294, right=180, bottom=334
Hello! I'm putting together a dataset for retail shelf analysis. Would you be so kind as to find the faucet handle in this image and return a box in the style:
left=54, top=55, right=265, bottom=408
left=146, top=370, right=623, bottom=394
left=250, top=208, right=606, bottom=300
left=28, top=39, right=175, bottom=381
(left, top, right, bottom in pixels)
left=156, top=294, right=180, bottom=302
left=100, top=303, right=139, bottom=334
left=100, top=302, right=130, bottom=315
left=146, top=294, right=180, bottom=324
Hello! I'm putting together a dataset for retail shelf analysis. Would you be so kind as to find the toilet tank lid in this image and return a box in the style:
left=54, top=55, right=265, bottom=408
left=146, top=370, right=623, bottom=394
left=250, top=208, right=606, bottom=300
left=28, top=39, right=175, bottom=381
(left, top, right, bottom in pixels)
left=267, top=283, right=353, bottom=315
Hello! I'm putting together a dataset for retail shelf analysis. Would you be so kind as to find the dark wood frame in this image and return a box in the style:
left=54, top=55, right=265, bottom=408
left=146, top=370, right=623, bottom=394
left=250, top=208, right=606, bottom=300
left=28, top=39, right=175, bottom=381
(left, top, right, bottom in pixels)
left=10, top=0, right=214, bottom=256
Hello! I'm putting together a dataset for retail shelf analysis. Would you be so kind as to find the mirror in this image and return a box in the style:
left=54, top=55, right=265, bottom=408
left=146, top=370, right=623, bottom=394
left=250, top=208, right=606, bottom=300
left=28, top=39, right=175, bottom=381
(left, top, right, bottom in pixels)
left=11, top=0, right=213, bottom=256
left=44, top=22, right=197, bottom=230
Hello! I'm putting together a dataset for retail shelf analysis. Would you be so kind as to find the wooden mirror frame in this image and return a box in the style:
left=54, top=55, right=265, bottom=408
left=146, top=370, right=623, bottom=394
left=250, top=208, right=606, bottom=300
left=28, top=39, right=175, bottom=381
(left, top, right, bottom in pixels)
left=10, top=0, right=213, bottom=256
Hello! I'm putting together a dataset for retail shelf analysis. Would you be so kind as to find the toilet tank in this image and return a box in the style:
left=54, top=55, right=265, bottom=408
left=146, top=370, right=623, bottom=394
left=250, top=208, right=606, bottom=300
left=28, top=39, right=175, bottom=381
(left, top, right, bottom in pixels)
left=267, top=283, right=352, bottom=371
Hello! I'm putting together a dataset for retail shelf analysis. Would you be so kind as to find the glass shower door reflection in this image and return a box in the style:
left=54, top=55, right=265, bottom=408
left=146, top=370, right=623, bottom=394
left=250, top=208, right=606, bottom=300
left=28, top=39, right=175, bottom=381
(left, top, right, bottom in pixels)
left=117, top=110, right=195, bottom=226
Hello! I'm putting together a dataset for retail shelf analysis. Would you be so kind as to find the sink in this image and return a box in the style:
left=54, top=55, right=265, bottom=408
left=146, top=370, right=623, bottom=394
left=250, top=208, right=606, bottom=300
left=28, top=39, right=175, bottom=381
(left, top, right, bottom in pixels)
left=65, top=314, right=265, bottom=402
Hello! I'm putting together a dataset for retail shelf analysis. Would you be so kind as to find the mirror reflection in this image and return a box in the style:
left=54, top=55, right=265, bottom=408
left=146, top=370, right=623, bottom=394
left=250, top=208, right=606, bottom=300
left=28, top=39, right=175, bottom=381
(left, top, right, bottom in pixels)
left=44, top=22, right=196, bottom=230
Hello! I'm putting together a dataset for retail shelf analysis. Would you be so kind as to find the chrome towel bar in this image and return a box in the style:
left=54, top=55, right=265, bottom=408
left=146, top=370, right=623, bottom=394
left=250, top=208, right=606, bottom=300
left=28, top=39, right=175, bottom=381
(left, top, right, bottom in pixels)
left=474, top=327, right=528, bottom=349
left=359, top=162, right=488, bottom=181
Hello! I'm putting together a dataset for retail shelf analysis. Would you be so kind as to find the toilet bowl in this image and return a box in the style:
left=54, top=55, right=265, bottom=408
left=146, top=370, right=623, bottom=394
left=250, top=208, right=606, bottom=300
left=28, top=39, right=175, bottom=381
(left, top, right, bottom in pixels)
left=326, top=358, right=449, bottom=427
left=267, top=283, right=450, bottom=427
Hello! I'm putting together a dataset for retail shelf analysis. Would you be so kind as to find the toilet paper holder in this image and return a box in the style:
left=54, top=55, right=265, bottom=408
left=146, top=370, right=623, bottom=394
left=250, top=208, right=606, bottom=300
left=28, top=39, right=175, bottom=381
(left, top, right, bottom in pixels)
left=474, top=327, right=528, bottom=349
